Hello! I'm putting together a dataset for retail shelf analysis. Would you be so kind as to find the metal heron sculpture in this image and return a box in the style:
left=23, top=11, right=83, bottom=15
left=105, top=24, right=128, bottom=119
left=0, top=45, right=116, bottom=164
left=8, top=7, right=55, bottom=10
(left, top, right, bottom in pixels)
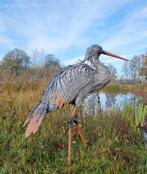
left=24, top=44, right=128, bottom=165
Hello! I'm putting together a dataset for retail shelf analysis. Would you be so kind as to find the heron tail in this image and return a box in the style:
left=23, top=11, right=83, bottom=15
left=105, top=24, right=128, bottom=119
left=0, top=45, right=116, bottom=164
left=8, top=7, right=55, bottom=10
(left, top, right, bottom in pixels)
left=23, top=102, right=48, bottom=138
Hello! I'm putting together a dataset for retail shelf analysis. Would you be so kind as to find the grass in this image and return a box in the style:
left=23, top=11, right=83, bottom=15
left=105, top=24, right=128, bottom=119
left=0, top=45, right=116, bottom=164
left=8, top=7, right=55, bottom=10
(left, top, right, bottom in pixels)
left=0, top=80, right=147, bottom=174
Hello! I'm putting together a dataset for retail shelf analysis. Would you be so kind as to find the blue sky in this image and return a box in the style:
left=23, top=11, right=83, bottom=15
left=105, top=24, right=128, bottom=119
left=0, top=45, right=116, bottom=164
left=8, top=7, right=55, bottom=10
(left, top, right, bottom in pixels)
left=0, top=0, right=147, bottom=75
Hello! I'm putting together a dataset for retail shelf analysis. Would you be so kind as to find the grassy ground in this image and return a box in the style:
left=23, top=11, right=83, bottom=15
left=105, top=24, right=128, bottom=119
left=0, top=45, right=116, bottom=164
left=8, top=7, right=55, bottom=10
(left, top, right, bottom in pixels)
left=0, top=81, right=147, bottom=174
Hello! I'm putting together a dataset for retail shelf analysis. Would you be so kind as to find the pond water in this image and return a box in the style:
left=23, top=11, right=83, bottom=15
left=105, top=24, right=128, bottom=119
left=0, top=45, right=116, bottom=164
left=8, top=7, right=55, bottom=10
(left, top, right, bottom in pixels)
left=84, top=92, right=147, bottom=114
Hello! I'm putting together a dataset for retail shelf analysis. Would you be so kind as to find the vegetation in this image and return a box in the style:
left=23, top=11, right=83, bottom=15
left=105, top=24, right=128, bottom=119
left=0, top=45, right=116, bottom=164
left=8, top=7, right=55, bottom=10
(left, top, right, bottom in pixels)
left=0, top=48, right=30, bottom=77
left=140, top=53, right=147, bottom=80
left=0, top=48, right=61, bottom=82
left=44, top=54, right=61, bottom=70
left=121, top=53, right=147, bottom=81
left=107, top=64, right=117, bottom=82
left=0, top=48, right=146, bottom=83
left=0, top=48, right=147, bottom=173
left=0, top=79, right=147, bottom=174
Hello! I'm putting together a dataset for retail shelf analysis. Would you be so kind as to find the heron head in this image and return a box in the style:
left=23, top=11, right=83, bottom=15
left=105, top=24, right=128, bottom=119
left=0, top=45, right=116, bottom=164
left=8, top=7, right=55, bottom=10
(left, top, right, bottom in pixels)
left=84, top=44, right=128, bottom=62
left=84, top=45, right=103, bottom=61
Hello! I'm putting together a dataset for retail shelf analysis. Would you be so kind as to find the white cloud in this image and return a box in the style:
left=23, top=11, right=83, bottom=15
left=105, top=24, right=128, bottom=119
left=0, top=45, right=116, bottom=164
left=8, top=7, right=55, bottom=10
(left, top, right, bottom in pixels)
left=95, top=4, right=147, bottom=76
left=61, top=55, right=85, bottom=66
left=0, top=0, right=130, bottom=54
left=0, top=0, right=146, bottom=78
left=102, top=4, right=147, bottom=55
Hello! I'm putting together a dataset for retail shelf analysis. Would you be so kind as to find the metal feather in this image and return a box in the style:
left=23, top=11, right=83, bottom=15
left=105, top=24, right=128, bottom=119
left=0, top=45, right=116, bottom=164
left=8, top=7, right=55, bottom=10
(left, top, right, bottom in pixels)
left=24, top=45, right=112, bottom=137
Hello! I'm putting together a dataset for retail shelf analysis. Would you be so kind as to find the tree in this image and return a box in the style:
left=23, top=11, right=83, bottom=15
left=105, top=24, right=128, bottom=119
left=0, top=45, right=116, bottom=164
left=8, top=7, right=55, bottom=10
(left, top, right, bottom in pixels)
left=44, top=54, right=61, bottom=70
left=107, top=64, right=117, bottom=81
left=140, top=53, right=147, bottom=80
left=31, top=48, right=45, bottom=66
left=129, top=55, right=142, bottom=81
left=122, top=61, right=129, bottom=80
left=1, top=48, right=30, bottom=76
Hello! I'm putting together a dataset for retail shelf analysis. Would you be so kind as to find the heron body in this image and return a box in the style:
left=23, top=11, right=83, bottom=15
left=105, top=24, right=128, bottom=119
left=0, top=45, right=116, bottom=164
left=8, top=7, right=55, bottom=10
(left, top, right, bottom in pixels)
left=24, top=45, right=111, bottom=136
left=24, top=44, right=128, bottom=165
left=44, top=61, right=110, bottom=109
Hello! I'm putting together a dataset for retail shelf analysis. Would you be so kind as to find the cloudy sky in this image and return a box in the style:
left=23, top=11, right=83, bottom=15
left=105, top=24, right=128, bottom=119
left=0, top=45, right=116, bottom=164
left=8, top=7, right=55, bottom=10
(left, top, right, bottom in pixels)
left=0, top=0, right=147, bottom=74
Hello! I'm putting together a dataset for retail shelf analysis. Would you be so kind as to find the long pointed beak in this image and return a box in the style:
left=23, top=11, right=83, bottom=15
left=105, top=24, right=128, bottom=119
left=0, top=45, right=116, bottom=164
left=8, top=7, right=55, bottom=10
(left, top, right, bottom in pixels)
left=102, top=50, right=129, bottom=61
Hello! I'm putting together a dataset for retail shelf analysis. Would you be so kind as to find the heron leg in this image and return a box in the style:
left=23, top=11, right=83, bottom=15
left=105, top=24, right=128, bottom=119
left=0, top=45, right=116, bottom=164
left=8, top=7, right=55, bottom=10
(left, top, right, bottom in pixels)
left=68, top=106, right=77, bottom=166
left=68, top=106, right=87, bottom=166
left=76, top=124, right=87, bottom=147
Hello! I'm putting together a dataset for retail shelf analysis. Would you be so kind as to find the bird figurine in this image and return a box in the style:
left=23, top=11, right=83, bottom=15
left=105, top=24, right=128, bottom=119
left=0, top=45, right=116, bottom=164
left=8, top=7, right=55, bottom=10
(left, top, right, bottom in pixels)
left=24, top=44, right=128, bottom=165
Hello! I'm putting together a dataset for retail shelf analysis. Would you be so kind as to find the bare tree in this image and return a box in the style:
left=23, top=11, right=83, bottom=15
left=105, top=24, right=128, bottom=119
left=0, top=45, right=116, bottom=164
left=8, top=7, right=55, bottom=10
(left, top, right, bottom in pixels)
left=31, top=48, right=45, bottom=66
left=129, top=55, right=142, bottom=81
left=122, top=61, right=129, bottom=80
left=107, top=64, right=117, bottom=82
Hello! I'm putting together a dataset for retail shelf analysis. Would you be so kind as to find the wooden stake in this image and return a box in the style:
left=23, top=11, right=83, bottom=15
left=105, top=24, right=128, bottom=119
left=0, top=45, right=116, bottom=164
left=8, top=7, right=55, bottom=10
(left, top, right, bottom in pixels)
left=76, top=124, right=87, bottom=147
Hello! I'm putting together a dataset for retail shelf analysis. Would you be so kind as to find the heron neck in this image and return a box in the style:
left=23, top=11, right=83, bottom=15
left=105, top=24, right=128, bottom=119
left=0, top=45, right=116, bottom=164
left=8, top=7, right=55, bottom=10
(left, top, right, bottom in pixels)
left=89, top=57, right=100, bottom=68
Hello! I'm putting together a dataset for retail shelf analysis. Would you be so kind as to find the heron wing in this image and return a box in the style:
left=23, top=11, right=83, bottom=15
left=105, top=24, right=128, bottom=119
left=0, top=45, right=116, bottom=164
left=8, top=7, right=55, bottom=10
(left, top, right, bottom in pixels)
left=24, top=63, right=95, bottom=137
left=45, top=63, right=95, bottom=108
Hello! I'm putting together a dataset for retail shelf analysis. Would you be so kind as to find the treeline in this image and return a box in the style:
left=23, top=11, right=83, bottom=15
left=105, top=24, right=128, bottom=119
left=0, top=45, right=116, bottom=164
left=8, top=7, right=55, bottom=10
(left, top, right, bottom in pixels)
left=121, top=53, right=147, bottom=81
left=0, top=48, right=61, bottom=82
left=0, top=48, right=146, bottom=83
left=0, top=48, right=118, bottom=83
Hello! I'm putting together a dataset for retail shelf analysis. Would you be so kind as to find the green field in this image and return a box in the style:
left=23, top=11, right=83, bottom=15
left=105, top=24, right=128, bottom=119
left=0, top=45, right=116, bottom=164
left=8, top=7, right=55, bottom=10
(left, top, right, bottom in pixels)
left=0, top=81, right=147, bottom=174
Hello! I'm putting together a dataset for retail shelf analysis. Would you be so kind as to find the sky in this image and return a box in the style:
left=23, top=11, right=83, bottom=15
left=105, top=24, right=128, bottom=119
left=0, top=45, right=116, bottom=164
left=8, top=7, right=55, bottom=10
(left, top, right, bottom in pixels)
left=0, top=0, right=147, bottom=75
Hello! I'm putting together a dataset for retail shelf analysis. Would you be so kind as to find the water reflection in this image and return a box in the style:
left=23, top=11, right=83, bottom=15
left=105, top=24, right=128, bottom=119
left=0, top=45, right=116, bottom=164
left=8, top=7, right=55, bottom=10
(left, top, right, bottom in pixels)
left=83, top=93, right=101, bottom=115
left=100, top=93, right=142, bottom=110
left=84, top=92, right=144, bottom=114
